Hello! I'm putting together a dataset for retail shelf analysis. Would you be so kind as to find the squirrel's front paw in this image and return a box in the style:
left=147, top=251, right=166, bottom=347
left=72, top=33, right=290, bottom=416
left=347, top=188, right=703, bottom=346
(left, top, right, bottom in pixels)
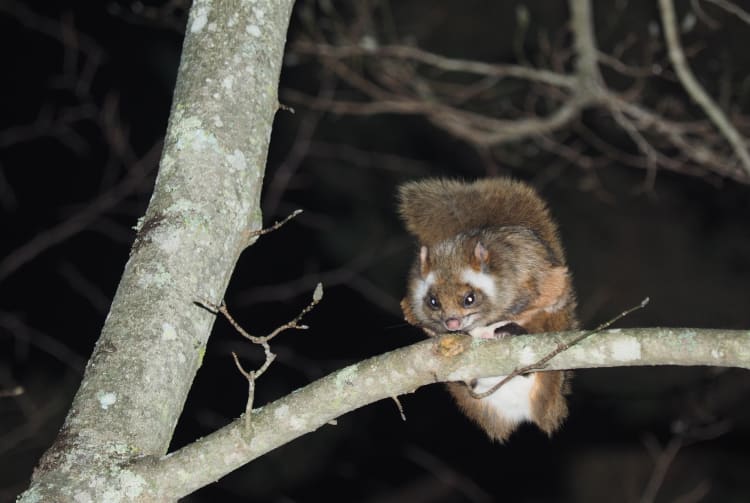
left=469, top=321, right=527, bottom=339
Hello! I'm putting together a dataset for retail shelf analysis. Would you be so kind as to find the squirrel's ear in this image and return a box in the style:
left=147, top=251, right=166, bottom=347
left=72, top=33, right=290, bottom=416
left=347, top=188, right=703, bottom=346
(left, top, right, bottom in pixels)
left=535, top=266, right=570, bottom=310
left=471, top=241, right=490, bottom=270
left=419, top=246, right=431, bottom=277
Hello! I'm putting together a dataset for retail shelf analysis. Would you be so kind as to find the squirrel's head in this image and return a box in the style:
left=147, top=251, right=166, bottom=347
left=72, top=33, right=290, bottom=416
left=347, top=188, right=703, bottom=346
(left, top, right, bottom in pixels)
left=404, top=228, right=570, bottom=335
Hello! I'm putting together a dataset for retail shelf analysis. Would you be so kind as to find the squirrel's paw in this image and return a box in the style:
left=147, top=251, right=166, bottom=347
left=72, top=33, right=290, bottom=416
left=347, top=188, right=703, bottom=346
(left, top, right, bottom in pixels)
left=469, top=320, right=527, bottom=339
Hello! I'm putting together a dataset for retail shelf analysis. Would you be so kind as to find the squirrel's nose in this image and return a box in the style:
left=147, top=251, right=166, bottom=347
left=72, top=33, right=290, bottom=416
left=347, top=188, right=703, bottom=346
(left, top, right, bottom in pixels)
left=444, top=317, right=462, bottom=330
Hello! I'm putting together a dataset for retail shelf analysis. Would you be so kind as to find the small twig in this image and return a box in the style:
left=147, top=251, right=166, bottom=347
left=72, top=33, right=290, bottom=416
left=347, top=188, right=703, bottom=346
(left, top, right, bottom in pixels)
left=231, top=351, right=259, bottom=432
left=609, top=106, right=660, bottom=189
left=705, top=0, right=750, bottom=26
left=247, top=209, right=303, bottom=240
left=640, top=435, right=683, bottom=503
left=391, top=395, right=407, bottom=421
left=199, top=284, right=324, bottom=432
left=0, top=386, right=24, bottom=398
left=468, top=297, right=650, bottom=399
left=659, top=0, right=750, bottom=176
left=293, top=41, right=576, bottom=88
left=691, top=0, right=721, bottom=28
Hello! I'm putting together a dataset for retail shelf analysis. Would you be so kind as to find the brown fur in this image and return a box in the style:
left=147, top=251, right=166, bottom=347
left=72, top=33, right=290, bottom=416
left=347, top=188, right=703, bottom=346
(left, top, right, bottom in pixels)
left=399, top=177, right=578, bottom=442
left=399, top=178, right=564, bottom=260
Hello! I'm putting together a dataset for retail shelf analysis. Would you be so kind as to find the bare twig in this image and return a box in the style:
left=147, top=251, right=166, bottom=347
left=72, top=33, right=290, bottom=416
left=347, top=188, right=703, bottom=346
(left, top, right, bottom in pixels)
left=289, top=0, right=750, bottom=185
left=263, top=72, right=335, bottom=217
left=0, top=135, right=162, bottom=283
left=569, top=0, right=603, bottom=87
left=0, top=386, right=24, bottom=398
left=246, top=209, right=303, bottom=242
left=294, top=42, right=576, bottom=88
left=391, top=396, right=407, bottom=421
left=704, top=0, right=750, bottom=26
left=674, top=480, right=711, bottom=503
left=639, top=435, right=683, bottom=503
left=403, top=445, right=494, bottom=503
left=468, top=297, right=650, bottom=399
left=658, top=0, right=750, bottom=175
left=199, top=284, right=324, bottom=432
left=0, top=312, right=87, bottom=373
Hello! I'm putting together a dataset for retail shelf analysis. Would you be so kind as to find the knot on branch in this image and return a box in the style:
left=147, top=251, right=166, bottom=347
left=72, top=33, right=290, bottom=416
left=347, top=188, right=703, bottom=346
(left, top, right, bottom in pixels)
left=434, top=334, right=470, bottom=357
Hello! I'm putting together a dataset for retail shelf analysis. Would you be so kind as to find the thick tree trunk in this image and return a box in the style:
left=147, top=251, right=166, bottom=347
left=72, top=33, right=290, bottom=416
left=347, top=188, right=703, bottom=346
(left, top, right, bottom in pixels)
left=19, top=1, right=295, bottom=501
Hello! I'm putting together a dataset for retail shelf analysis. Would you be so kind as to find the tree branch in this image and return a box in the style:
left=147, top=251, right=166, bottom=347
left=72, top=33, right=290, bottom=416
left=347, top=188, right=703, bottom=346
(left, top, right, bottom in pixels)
left=569, top=0, right=603, bottom=87
left=658, top=0, right=750, bottom=176
left=18, top=0, right=296, bottom=501
left=289, top=0, right=750, bottom=184
left=132, top=327, right=749, bottom=500
left=293, top=42, right=577, bottom=89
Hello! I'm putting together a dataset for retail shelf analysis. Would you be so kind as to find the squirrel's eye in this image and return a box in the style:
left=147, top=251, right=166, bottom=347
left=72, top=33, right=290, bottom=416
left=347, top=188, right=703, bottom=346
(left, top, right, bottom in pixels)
left=427, top=295, right=440, bottom=310
left=463, top=292, right=476, bottom=307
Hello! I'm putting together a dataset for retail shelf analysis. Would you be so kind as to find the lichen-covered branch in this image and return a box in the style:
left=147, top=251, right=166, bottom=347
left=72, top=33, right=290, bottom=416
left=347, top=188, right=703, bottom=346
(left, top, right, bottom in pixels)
left=131, top=327, right=749, bottom=500
left=18, top=0, right=295, bottom=501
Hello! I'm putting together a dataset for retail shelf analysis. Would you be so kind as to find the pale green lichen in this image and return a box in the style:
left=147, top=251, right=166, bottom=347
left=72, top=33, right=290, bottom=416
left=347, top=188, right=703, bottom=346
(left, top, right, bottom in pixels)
left=335, top=365, right=358, bottom=391
left=389, top=369, right=404, bottom=382
left=189, top=1, right=210, bottom=34
left=274, top=404, right=290, bottom=419
left=609, top=336, right=641, bottom=362
left=118, top=470, right=146, bottom=498
left=97, top=391, right=117, bottom=410
left=73, top=490, right=94, bottom=503
left=677, top=330, right=698, bottom=347
left=161, top=322, right=177, bottom=341
left=288, top=415, right=307, bottom=431
left=154, top=227, right=182, bottom=254
left=584, top=346, right=606, bottom=361
left=183, top=127, right=220, bottom=153
left=17, top=486, right=43, bottom=503
left=112, top=443, right=129, bottom=456
left=137, top=263, right=170, bottom=289
left=132, top=215, right=145, bottom=232
left=222, top=450, right=245, bottom=467
left=519, top=345, right=537, bottom=364
left=227, top=149, right=248, bottom=173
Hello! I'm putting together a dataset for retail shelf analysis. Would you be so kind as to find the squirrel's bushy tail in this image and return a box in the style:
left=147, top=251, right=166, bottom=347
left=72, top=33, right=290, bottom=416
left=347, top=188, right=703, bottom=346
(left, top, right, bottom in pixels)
left=398, top=177, right=563, bottom=261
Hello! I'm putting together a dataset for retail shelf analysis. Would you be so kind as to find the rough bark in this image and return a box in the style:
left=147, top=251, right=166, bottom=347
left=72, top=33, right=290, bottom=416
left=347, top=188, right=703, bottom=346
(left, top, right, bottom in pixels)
left=18, top=0, right=295, bottom=501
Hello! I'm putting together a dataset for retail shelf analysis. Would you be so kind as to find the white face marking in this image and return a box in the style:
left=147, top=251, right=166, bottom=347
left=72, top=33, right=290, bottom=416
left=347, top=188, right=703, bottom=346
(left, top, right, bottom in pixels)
left=474, top=374, right=535, bottom=423
left=413, top=272, right=435, bottom=309
left=461, top=268, right=497, bottom=299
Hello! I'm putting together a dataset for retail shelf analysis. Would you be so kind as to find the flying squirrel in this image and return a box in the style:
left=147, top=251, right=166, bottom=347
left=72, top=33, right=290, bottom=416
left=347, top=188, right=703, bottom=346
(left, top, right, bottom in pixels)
left=398, top=178, right=578, bottom=442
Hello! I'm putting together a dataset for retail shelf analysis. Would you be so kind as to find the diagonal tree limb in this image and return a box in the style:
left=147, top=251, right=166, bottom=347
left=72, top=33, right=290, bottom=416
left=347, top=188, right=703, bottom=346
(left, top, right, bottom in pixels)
left=18, top=1, right=296, bottom=501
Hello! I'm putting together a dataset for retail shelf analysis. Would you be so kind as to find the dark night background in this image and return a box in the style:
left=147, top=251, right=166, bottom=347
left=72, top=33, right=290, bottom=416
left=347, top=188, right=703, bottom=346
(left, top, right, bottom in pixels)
left=2, top=1, right=750, bottom=501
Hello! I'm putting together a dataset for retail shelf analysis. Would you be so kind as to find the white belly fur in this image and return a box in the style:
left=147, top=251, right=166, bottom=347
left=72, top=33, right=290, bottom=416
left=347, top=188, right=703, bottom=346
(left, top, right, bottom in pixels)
left=473, top=374, right=535, bottom=424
